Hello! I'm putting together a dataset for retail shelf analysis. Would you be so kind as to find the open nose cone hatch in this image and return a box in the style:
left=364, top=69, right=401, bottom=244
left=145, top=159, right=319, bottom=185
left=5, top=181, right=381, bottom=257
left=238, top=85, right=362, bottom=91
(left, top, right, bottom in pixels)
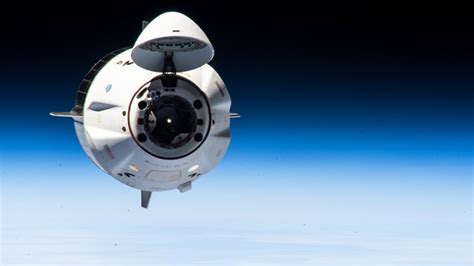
left=131, top=12, right=214, bottom=72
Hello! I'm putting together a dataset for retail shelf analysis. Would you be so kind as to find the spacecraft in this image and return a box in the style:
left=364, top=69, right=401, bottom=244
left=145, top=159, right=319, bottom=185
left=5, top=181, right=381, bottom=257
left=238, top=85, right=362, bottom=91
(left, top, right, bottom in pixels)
left=50, top=12, right=239, bottom=208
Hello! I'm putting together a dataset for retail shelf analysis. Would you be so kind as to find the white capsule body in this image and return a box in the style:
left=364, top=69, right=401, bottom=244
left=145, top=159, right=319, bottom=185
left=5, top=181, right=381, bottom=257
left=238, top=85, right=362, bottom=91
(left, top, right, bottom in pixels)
left=74, top=49, right=231, bottom=191
left=71, top=12, right=233, bottom=192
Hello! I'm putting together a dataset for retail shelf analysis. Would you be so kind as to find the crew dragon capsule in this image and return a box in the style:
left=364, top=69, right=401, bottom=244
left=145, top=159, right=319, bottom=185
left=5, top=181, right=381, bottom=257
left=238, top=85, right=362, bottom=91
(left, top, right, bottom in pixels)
left=51, top=12, right=239, bottom=208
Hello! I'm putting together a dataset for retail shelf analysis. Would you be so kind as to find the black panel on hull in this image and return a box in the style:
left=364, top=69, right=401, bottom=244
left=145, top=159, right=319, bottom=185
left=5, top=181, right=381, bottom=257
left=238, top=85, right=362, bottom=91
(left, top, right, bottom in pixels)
left=73, top=47, right=130, bottom=114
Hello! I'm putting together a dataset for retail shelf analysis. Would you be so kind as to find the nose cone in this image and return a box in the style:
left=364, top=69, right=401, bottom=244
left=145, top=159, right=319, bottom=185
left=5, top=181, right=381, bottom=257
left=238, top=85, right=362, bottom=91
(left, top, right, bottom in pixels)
left=131, top=12, right=214, bottom=72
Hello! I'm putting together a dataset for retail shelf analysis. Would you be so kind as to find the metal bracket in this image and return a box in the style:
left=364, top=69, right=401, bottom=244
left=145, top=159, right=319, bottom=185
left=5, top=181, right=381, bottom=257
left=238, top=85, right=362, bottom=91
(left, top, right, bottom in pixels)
left=162, top=52, right=177, bottom=87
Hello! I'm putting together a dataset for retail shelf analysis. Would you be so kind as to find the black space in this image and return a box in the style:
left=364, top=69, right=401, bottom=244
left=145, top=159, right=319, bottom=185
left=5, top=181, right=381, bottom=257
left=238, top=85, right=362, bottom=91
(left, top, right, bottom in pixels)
left=2, top=3, right=474, bottom=78
left=1, top=2, right=472, bottom=125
